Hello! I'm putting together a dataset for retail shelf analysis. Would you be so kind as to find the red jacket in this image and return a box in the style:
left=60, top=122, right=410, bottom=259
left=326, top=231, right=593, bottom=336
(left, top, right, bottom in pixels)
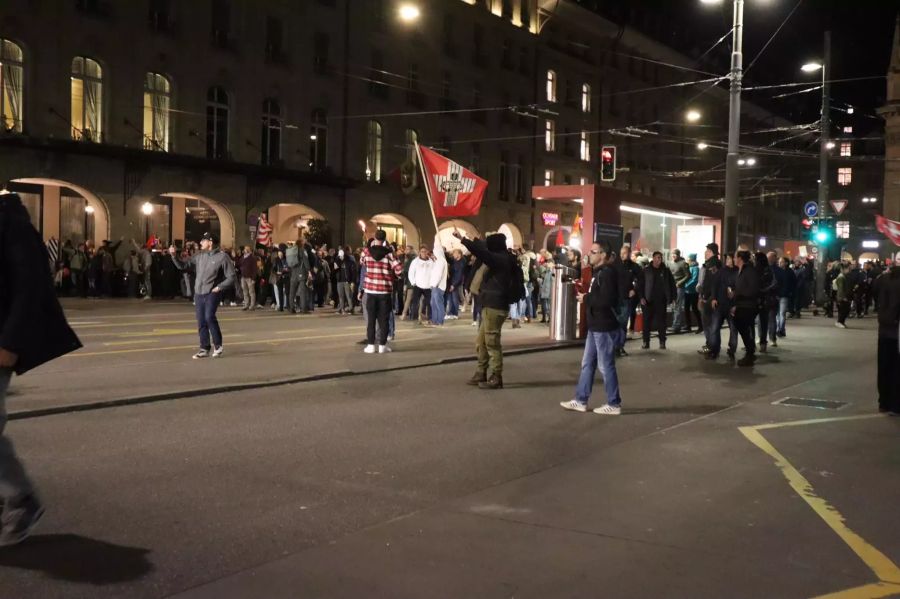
left=361, top=244, right=403, bottom=294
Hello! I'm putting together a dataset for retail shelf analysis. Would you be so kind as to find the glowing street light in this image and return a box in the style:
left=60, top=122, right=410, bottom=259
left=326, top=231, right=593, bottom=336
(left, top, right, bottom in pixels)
left=141, top=202, right=154, bottom=216
left=825, top=141, right=835, bottom=150
left=746, top=157, right=757, bottom=166
left=685, top=109, right=702, bottom=123
left=697, top=142, right=709, bottom=150
left=801, top=62, right=823, bottom=73
left=398, top=4, right=421, bottom=23
left=85, top=205, right=95, bottom=215
left=737, top=159, right=746, bottom=166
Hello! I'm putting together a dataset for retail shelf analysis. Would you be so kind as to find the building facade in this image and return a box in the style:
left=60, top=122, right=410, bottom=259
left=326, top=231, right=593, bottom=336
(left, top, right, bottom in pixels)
left=879, top=16, right=900, bottom=226
left=0, top=0, right=804, bottom=255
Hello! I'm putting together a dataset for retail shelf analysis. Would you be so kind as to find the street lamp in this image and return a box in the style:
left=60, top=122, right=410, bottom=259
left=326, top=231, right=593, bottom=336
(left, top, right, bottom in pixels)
left=398, top=4, right=421, bottom=23
left=141, top=202, right=153, bottom=241
left=800, top=32, right=831, bottom=304
left=697, top=142, right=709, bottom=150
left=700, top=0, right=744, bottom=255
left=746, top=157, right=756, bottom=166
left=141, top=202, right=154, bottom=216
left=685, top=109, right=702, bottom=123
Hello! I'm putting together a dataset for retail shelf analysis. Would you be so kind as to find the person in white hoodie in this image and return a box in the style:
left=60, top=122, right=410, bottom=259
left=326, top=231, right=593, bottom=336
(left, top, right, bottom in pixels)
left=428, top=235, right=449, bottom=327
left=407, top=245, right=434, bottom=323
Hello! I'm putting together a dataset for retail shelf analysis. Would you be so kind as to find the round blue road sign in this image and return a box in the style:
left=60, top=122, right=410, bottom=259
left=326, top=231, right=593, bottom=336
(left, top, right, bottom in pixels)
left=803, top=201, right=818, bottom=218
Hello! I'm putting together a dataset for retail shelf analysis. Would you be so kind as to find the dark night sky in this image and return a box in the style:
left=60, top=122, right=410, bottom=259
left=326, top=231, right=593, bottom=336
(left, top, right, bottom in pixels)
left=582, top=0, right=897, bottom=126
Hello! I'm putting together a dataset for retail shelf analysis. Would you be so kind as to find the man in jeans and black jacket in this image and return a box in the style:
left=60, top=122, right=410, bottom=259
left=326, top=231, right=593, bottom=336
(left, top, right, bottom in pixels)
left=0, top=191, right=82, bottom=546
left=561, top=242, right=624, bottom=415
left=731, top=250, right=760, bottom=366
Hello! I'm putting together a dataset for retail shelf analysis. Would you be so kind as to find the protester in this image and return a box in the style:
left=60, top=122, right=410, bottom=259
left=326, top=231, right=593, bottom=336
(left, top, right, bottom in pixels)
left=333, top=247, right=357, bottom=315
left=732, top=250, right=760, bottom=366
left=561, top=242, right=624, bottom=415
left=446, top=249, right=466, bottom=320
left=834, top=262, right=851, bottom=329
left=757, top=251, right=778, bottom=351
left=774, top=256, right=795, bottom=337
left=684, top=253, right=701, bottom=334
left=169, top=232, right=236, bottom=358
left=620, top=244, right=642, bottom=338
left=456, top=231, right=515, bottom=390
left=873, top=254, right=900, bottom=415
left=638, top=251, right=676, bottom=349
left=239, top=246, right=259, bottom=310
left=359, top=230, right=403, bottom=354
left=669, top=249, right=690, bottom=333
left=0, top=191, right=82, bottom=546
left=428, top=237, right=448, bottom=327
left=699, top=255, right=728, bottom=360
left=408, top=245, right=433, bottom=323
left=286, top=235, right=315, bottom=314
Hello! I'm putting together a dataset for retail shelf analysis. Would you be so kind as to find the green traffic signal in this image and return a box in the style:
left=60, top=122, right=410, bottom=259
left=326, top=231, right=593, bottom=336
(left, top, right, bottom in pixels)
left=814, top=230, right=829, bottom=243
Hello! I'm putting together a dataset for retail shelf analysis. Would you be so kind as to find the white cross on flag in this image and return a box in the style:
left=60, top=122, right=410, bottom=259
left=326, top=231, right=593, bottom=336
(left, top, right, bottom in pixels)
left=876, top=214, right=900, bottom=247
left=418, top=145, right=488, bottom=218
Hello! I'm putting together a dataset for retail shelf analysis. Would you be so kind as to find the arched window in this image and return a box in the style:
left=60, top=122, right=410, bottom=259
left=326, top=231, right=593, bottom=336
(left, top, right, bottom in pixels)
left=206, top=86, right=229, bottom=159
left=546, top=69, right=557, bottom=103
left=309, top=108, right=327, bottom=171
left=365, top=120, right=382, bottom=182
left=143, top=72, right=171, bottom=150
left=261, top=98, right=282, bottom=165
left=404, top=128, right=418, bottom=164
left=71, top=57, right=103, bottom=141
left=0, top=39, right=24, bottom=133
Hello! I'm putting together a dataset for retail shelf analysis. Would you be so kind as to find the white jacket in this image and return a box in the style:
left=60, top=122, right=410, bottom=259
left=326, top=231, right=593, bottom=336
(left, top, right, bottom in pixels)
left=430, top=237, right=448, bottom=291
left=408, top=257, right=433, bottom=290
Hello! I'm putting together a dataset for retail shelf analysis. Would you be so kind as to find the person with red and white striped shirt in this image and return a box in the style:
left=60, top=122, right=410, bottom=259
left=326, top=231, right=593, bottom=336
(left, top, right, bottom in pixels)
left=360, top=230, right=403, bottom=354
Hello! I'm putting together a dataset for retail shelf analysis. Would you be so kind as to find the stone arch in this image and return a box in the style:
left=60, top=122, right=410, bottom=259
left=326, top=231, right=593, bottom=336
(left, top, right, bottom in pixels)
left=437, top=219, right=480, bottom=253
left=542, top=226, right=573, bottom=251
left=498, top=223, right=524, bottom=249
left=10, top=177, right=110, bottom=245
left=160, top=192, right=236, bottom=250
left=267, top=203, right=326, bottom=244
left=368, top=213, right=420, bottom=249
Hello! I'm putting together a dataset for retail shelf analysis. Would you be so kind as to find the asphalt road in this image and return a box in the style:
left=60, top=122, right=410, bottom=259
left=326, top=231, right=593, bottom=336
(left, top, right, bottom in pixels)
left=0, top=306, right=897, bottom=599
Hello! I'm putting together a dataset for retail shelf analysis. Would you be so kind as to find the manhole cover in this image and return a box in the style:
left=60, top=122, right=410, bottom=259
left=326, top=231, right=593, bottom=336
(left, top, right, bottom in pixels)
left=773, top=397, right=848, bottom=410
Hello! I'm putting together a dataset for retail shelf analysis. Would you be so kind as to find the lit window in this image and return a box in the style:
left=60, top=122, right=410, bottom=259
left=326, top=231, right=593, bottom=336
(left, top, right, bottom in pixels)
left=544, top=169, right=554, bottom=186
left=365, top=120, right=383, bottom=182
left=840, top=142, right=851, bottom=157
left=581, top=83, right=591, bottom=113
left=579, top=177, right=588, bottom=185
left=836, top=221, right=850, bottom=239
left=842, top=126, right=852, bottom=134
left=71, top=57, right=103, bottom=142
left=837, top=167, right=852, bottom=186
left=143, top=72, right=171, bottom=151
left=545, top=119, right=556, bottom=152
left=0, top=39, right=24, bottom=133
left=546, top=69, right=557, bottom=102
left=261, top=98, right=282, bottom=165
left=580, top=131, right=590, bottom=161
left=309, top=109, right=327, bottom=171
left=206, top=86, right=229, bottom=159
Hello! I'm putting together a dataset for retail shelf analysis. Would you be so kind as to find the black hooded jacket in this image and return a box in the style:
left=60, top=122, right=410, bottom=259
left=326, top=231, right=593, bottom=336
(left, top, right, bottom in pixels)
left=462, top=235, right=516, bottom=310
left=0, top=194, right=82, bottom=374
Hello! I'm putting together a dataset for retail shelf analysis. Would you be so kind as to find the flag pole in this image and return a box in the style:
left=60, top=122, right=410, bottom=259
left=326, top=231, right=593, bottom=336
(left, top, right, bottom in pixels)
left=415, top=141, right=440, bottom=235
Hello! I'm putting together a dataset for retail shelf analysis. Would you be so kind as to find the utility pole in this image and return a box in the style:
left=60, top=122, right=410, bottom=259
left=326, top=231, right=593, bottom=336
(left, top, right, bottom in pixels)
left=723, top=0, right=744, bottom=256
left=815, top=31, right=831, bottom=304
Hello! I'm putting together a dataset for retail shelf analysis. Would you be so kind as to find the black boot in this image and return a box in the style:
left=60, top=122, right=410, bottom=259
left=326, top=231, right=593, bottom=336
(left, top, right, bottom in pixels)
left=478, top=374, right=503, bottom=390
left=467, top=371, right=487, bottom=386
left=737, top=354, right=756, bottom=367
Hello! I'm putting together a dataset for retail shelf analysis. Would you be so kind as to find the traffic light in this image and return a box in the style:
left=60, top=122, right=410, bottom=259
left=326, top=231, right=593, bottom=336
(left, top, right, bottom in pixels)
left=801, top=218, right=813, bottom=240
left=600, top=145, right=616, bottom=181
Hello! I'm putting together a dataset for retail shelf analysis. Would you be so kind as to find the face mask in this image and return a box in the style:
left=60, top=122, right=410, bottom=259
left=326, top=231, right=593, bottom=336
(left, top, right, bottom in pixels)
left=338, top=250, right=345, bottom=258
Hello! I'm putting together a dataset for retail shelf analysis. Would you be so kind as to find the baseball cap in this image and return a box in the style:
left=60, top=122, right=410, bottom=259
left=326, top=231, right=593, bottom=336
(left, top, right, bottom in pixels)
left=201, top=232, right=216, bottom=243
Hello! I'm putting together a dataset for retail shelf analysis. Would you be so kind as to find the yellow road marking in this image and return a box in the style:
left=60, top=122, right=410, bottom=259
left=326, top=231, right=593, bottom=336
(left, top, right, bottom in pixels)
left=738, top=414, right=900, bottom=598
left=65, top=329, right=429, bottom=357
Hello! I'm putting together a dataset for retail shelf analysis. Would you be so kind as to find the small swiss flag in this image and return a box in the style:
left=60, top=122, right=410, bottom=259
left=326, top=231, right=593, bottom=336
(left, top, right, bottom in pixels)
left=876, top=215, right=900, bottom=247
left=419, top=145, right=488, bottom=218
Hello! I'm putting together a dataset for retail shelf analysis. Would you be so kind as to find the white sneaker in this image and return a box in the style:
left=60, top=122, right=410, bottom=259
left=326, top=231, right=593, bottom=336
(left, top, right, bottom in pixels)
left=378, top=344, right=392, bottom=354
left=364, top=344, right=376, bottom=354
left=560, top=400, right=588, bottom=413
left=835, top=322, right=847, bottom=329
left=471, top=321, right=479, bottom=327
left=212, top=346, right=224, bottom=358
left=192, top=349, right=210, bottom=360
left=593, top=404, right=622, bottom=416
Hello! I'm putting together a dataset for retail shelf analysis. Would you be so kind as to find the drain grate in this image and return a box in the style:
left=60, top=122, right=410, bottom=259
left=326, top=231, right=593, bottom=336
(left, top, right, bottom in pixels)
left=773, top=397, right=848, bottom=410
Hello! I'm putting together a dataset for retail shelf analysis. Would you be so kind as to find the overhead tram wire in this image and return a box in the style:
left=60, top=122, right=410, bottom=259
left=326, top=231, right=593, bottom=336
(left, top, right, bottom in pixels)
left=743, top=0, right=804, bottom=75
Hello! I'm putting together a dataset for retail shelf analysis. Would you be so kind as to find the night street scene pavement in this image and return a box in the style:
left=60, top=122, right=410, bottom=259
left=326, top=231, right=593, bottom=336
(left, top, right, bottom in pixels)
left=1, top=0, right=900, bottom=598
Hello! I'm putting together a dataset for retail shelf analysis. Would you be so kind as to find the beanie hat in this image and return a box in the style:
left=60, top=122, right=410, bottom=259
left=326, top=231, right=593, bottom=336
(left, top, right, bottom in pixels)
left=486, top=233, right=507, bottom=252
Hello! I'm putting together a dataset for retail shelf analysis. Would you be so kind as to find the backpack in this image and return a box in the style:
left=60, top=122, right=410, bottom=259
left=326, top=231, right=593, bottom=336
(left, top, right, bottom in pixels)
left=286, top=245, right=300, bottom=268
left=507, top=256, right=527, bottom=304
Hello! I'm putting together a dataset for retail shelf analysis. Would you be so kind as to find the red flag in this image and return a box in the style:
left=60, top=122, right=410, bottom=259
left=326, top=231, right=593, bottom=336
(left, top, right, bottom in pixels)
left=876, top=214, right=900, bottom=247
left=419, top=145, right=488, bottom=218
left=555, top=228, right=565, bottom=247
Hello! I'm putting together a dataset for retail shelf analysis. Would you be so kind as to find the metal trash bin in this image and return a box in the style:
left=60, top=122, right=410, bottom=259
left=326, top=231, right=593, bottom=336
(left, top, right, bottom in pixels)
left=550, top=264, right=577, bottom=341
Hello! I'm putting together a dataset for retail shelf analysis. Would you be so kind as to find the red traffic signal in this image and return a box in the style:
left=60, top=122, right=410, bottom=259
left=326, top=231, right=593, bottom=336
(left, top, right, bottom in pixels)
left=600, top=145, right=616, bottom=181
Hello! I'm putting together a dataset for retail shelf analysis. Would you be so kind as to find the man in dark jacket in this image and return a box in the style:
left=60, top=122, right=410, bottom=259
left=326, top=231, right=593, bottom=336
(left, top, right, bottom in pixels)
left=699, top=256, right=730, bottom=359
left=774, top=256, right=795, bottom=337
left=873, top=256, right=900, bottom=415
left=757, top=252, right=779, bottom=352
left=618, top=244, right=642, bottom=350
left=669, top=249, right=690, bottom=333
left=561, top=242, right=624, bottom=415
left=732, top=250, right=760, bottom=366
left=0, top=192, right=82, bottom=546
left=638, top=251, right=676, bottom=349
left=456, top=231, right=515, bottom=390
left=446, top=249, right=466, bottom=319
